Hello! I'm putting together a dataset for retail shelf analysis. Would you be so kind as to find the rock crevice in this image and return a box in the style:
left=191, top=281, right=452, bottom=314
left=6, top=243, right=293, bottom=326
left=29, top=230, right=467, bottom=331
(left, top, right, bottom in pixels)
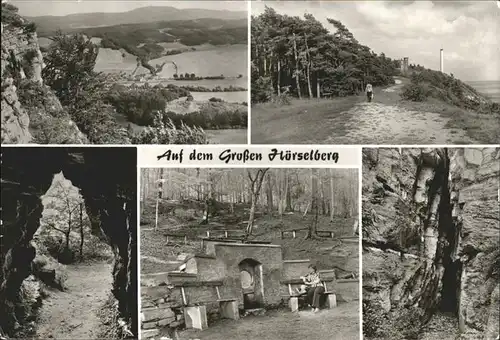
left=363, top=147, right=499, bottom=339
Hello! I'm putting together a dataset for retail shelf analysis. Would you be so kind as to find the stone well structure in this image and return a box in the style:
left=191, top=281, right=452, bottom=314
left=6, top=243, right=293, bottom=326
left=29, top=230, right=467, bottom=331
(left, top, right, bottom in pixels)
left=141, top=239, right=359, bottom=338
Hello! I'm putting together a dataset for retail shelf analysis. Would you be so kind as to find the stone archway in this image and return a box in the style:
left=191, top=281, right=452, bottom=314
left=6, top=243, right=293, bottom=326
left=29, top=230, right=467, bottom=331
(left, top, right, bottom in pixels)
left=238, top=258, right=264, bottom=309
left=0, top=147, right=137, bottom=338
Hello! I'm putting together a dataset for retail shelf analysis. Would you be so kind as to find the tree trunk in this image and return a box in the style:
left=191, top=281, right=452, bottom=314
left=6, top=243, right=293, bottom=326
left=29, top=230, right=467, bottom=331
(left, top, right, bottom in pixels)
left=266, top=172, right=274, bottom=214
left=65, top=214, right=71, bottom=250
left=330, top=168, right=335, bottom=222
left=321, top=180, right=326, bottom=215
left=317, top=75, right=321, bottom=98
left=79, top=203, right=84, bottom=261
left=292, top=33, right=302, bottom=99
left=246, top=169, right=269, bottom=235
left=197, top=168, right=201, bottom=201
left=277, top=59, right=281, bottom=95
left=285, top=170, right=293, bottom=212
left=307, top=168, right=318, bottom=238
left=304, top=33, right=313, bottom=99
left=155, top=169, right=164, bottom=231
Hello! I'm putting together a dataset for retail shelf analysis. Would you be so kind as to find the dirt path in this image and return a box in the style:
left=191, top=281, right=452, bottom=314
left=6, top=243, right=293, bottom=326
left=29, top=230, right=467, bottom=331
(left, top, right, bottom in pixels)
left=35, top=262, right=113, bottom=339
left=418, top=312, right=460, bottom=340
left=323, top=101, right=474, bottom=144
left=321, top=80, right=475, bottom=144
left=252, top=79, right=478, bottom=144
left=179, top=301, right=359, bottom=340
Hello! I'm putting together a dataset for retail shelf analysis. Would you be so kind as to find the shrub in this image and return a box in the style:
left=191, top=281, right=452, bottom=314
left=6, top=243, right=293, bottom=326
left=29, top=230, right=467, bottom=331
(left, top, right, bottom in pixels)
left=1, top=3, right=24, bottom=27
left=400, top=83, right=429, bottom=102
left=23, top=22, right=37, bottom=34
left=131, top=115, right=208, bottom=144
left=209, top=97, right=223, bottom=102
left=251, top=76, right=273, bottom=103
left=270, top=93, right=291, bottom=106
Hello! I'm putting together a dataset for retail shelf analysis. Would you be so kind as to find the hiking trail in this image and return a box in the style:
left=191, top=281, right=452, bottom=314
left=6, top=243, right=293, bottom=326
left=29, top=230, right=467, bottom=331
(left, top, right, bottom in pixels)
left=35, top=262, right=113, bottom=339
left=322, top=81, right=476, bottom=144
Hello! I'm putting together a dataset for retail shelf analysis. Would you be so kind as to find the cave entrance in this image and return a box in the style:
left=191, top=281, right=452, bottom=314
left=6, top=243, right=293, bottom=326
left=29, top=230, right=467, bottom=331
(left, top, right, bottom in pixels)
left=32, top=172, right=115, bottom=338
left=440, top=259, right=463, bottom=315
left=1, top=147, right=138, bottom=339
left=239, top=258, right=264, bottom=309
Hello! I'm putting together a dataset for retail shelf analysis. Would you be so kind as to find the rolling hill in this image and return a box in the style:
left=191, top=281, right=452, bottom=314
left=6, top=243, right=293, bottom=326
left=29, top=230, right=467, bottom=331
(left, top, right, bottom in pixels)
left=27, top=6, right=247, bottom=35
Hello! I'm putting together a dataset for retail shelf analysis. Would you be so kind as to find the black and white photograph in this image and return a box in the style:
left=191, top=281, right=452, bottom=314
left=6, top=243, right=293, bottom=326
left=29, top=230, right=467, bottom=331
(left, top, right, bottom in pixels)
left=139, top=168, right=360, bottom=340
left=362, top=148, right=499, bottom=339
left=0, top=147, right=138, bottom=339
left=1, top=1, right=248, bottom=145
left=251, top=1, right=500, bottom=144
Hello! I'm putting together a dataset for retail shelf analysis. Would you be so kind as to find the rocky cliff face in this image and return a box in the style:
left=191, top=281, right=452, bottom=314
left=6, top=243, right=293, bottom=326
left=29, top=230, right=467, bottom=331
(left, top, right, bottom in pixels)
left=1, top=4, right=87, bottom=144
left=362, top=148, right=499, bottom=339
left=0, top=148, right=137, bottom=338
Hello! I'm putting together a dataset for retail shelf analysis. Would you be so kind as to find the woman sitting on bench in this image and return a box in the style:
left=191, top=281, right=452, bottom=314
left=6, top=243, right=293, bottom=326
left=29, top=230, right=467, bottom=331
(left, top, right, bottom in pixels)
left=298, top=265, right=324, bottom=313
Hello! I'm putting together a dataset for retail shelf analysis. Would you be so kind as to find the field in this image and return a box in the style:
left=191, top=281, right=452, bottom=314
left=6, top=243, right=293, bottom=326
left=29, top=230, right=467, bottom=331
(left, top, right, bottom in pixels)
left=153, top=44, right=247, bottom=78
left=205, top=128, right=247, bottom=144
left=94, top=48, right=138, bottom=73
left=191, top=91, right=247, bottom=103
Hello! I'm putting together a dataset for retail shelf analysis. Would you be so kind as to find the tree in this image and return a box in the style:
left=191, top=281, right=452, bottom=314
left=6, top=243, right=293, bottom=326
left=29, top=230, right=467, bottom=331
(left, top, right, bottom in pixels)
left=190, top=73, right=196, bottom=79
left=42, top=31, right=128, bottom=143
left=307, top=168, right=319, bottom=238
left=42, top=31, right=98, bottom=105
left=41, top=173, right=87, bottom=262
left=251, top=8, right=396, bottom=102
left=246, top=168, right=269, bottom=235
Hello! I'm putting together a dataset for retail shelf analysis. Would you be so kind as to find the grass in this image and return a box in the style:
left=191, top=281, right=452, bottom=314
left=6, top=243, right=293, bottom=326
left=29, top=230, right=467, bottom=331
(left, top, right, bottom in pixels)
left=398, top=98, right=500, bottom=143
left=205, top=128, right=247, bottom=144
left=251, top=96, right=361, bottom=144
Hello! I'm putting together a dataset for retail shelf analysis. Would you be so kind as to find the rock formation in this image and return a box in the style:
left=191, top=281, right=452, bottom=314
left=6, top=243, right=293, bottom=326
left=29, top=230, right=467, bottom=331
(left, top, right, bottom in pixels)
left=0, top=147, right=138, bottom=338
left=1, top=3, right=86, bottom=144
left=362, top=148, right=499, bottom=339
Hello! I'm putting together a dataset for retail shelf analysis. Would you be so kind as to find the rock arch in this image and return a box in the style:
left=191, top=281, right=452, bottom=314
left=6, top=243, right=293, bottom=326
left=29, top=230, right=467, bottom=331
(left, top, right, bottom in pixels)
left=0, top=147, right=137, bottom=337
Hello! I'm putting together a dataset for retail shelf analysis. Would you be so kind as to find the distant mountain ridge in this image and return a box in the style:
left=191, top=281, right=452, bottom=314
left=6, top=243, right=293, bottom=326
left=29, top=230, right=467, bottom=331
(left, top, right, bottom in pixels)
left=27, top=6, right=247, bottom=34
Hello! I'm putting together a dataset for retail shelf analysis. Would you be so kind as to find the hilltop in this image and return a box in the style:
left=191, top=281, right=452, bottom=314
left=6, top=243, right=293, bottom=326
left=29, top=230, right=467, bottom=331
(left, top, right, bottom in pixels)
left=27, top=6, right=247, bottom=35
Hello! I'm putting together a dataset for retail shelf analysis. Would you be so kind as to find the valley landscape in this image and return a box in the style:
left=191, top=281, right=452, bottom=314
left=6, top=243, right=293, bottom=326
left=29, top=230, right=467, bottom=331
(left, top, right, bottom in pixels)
left=1, top=1, right=248, bottom=144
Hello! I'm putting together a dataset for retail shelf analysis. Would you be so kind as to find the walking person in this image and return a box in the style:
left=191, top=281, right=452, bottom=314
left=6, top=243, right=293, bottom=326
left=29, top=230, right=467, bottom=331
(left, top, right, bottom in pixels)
left=300, top=264, right=324, bottom=313
left=365, top=83, right=373, bottom=102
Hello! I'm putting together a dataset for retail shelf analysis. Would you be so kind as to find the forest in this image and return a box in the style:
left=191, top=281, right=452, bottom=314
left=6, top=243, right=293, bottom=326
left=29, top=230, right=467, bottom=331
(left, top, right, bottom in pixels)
left=87, top=18, right=247, bottom=60
left=251, top=7, right=398, bottom=103
left=141, top=168, right=358, bottom=237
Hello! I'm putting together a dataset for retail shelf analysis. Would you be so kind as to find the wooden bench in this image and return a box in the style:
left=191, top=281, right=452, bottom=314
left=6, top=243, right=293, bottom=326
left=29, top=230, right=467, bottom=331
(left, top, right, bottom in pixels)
left=280, top=228, right=308, bottom=239
left=174, top=281, right=239, bottom=330
left=164, top=233, right=188, bottom=245
left=205, top=229, right=246, bottom=239
left=281, top=278, right=337, bottom=312
left=316, top=230, right=336, bottom=239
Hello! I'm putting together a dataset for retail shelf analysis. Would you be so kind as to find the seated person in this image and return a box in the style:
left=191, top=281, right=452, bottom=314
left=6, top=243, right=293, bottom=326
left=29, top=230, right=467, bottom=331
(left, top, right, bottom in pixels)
left=298, top=264, right=324, bottom=313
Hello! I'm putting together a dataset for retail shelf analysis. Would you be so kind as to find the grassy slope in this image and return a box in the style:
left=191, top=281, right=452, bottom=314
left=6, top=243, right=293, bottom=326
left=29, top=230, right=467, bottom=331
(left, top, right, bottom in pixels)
left=140, top=200, right=358, bottom=275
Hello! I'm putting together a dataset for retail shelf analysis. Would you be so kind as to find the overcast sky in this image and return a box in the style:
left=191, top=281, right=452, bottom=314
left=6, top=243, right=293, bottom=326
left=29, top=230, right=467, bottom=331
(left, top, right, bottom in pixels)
left=252, top=1, right=499, bottom=81
left=11, top=0, right=248, bottom=16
